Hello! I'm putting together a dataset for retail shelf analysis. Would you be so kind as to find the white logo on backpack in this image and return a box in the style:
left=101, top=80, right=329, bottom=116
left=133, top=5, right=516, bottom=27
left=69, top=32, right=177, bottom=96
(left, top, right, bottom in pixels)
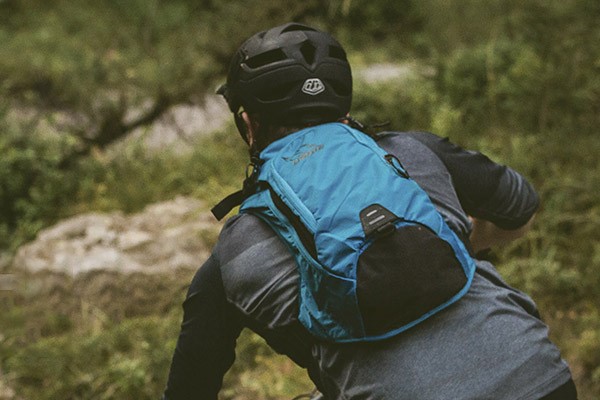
left=302, top=78, right=325, bottom=95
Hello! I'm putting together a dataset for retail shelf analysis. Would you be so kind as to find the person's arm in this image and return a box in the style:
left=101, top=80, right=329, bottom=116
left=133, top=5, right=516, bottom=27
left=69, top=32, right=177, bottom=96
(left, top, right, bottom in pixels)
left=163, top=255, right=243, bottom=400
left=469, top=215, right=535, bottom=253
left=405, top=132, right=540, bottom=251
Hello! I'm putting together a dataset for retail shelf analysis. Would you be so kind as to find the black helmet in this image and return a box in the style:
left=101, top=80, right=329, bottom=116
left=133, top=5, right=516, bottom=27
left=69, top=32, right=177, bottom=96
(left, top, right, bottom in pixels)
left=218, top=22, right=352, bottom=132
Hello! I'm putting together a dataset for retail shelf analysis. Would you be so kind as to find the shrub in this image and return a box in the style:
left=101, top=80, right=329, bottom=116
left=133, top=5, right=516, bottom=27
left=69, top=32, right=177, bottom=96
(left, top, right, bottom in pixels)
left=0, top=117, right=80, bottom=250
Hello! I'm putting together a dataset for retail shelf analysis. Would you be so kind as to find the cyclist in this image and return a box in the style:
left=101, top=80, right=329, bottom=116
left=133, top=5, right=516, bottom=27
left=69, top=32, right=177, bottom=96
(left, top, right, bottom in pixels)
left=163, top=23, right=576, bottom=399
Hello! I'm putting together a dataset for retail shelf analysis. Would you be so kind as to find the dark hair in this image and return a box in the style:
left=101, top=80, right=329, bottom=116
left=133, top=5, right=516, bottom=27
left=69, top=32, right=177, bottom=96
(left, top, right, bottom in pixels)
left=252, top=119, right=306, bottom=152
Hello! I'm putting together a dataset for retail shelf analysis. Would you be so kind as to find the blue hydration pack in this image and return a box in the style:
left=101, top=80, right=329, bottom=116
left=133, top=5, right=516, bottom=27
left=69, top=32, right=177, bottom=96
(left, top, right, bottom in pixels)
left=214, top=122, right=475, bottom=342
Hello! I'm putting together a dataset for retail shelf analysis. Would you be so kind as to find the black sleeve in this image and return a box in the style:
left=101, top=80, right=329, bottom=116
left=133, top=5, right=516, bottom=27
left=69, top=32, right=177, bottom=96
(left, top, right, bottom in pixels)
left=163, top=256, right=243, bottom=400
left=405, top=132, right=539, bottom=229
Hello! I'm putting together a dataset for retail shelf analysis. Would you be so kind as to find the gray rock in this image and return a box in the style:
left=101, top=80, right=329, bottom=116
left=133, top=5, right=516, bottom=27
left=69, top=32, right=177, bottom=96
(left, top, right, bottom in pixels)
left=12, top=197, right=220, bottom=276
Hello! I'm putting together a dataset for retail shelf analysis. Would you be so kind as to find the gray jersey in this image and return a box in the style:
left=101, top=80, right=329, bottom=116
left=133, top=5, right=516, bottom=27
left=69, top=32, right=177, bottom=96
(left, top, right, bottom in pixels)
left=165, top=131, right=572, bottom=400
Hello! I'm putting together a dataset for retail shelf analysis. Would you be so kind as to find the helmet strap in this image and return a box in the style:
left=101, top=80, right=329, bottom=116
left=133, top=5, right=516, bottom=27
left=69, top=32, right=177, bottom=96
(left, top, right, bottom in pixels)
left=339, top=115, right=391, bottom=138
left=338, top=115, right=366, bottom=132
left=234, top=110, right=250, bottom=144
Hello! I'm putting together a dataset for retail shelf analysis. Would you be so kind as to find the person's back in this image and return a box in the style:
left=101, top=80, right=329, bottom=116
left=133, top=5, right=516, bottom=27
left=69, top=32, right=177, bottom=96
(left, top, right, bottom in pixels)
left=162, top=23, right=577, bottom=399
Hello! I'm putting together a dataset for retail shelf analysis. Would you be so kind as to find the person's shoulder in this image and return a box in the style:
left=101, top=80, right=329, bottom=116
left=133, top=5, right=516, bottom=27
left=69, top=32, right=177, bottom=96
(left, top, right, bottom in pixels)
left=376, top=130, right=441, bottom=138
left=214, top=213, right=278, bottom=258
left=375, top=130, right=451, bottom=158
left=218, top=213, right=266, bottom=243
left=376, top=130, right=446, bottom=144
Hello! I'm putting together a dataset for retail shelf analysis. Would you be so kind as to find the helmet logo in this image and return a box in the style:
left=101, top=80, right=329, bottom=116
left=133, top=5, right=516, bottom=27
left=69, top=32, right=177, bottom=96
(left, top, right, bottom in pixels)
left=302, top=78, right=325, bottom=95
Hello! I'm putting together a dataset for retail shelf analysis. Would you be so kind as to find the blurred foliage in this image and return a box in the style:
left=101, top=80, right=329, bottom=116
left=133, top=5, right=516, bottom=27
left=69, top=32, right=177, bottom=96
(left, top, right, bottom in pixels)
left=0, top=115, right=80, bottom=251
left=0, top=270, right=312, bottom=399
left=0, top=117, right=246, bottom=252
left=6, top=316, right=177, bottom=400
left=1, top=0, right=600, bottom=399
left=0, top=270, right=186, bottom=399
left=72, top=127, right=247, bottom=214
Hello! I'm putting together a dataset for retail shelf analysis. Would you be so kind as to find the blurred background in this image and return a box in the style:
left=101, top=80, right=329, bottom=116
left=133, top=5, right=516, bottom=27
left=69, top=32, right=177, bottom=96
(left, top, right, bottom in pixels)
left=0, top=0, right=599, bottom=398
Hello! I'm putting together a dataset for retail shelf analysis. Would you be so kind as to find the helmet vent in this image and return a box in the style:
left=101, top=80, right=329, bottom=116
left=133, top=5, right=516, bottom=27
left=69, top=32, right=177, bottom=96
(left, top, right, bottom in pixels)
left=281, top=23, right=317, bottom=33
left=300, top=41, right=316, bottom=65
left=329, top=45, right=347, bottom=61
left=244, top=49, right=287, bottom=69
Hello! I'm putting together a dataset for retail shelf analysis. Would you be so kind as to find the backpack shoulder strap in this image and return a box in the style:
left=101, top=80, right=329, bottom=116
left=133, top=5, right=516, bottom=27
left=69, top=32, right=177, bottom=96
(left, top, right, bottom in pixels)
left=211, top=189, right=246, bottom=221
left=211, top=156, right=263, bottom=221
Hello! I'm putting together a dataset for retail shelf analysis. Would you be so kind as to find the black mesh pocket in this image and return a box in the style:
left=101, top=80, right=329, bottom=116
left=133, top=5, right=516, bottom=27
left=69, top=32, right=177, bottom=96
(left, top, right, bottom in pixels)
left=357, top=224, right=467, bottom=336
